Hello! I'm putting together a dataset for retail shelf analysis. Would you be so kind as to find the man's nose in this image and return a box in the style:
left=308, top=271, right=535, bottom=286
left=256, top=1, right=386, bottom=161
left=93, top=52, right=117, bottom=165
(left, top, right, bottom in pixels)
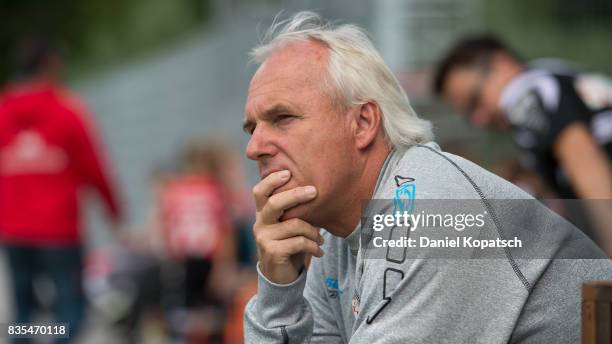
left=245, top=127, right=275, bottom=161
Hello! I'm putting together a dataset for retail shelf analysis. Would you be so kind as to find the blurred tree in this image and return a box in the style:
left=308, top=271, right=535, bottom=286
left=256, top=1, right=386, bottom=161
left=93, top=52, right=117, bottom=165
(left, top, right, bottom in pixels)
left=483, top=0, right=612, bottom=74
left=0, top=0, right=210, bottom=83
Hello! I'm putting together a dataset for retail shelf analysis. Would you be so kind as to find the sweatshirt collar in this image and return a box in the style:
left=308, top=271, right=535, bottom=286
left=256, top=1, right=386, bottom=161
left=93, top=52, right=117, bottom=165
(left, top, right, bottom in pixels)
left=346, top=148, right=401, bottom=255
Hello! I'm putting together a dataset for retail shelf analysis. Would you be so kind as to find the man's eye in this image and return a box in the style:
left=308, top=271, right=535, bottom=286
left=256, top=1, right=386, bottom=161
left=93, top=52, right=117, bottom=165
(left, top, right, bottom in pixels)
left=275, top=114, right=295, bottom=124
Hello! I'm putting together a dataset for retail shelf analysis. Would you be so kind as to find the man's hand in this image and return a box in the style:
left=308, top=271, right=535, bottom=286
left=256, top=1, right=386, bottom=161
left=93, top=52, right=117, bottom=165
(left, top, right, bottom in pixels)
left=253, top=170, right=324, bottom=284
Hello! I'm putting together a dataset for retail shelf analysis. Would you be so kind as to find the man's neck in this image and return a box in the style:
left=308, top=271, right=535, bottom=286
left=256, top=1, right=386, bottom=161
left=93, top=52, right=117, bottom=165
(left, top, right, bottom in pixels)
left=495, top=63, right=525, bottom=128
left=500, top=61, right=525, bottom=93
left=325, top=144, right=392, bottom=238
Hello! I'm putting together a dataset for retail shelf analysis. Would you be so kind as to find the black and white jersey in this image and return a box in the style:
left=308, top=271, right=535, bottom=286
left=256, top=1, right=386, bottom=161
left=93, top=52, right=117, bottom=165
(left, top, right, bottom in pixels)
left=499, top=66, right=612, bottom=198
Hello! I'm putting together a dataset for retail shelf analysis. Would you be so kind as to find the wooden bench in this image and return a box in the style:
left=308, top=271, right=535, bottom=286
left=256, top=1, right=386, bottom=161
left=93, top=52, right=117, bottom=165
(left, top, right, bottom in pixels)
left=583, top=281, right=612, bottom=344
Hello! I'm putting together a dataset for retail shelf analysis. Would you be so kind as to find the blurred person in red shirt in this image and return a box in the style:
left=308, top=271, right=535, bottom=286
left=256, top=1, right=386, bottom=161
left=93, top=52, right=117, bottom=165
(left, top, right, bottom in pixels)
left=157, top=138, right=237, bottom=342
left=0, top=37, right=122, bottom=343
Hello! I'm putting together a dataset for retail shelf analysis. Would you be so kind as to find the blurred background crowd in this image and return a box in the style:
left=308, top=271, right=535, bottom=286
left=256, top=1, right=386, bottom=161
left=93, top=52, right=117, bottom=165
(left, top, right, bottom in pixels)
left=0, top=0, right=611, bottom=343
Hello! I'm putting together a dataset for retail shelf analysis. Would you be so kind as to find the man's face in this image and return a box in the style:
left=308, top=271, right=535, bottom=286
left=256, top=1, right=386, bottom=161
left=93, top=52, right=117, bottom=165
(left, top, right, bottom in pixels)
left=244, top=41, right=358, bottom=225
left=443, top=66, right=507, bottom=129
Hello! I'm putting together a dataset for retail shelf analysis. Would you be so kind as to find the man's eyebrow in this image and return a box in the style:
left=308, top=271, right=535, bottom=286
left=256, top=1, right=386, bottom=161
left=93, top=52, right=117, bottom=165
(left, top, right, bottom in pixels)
left=242, top=104, right=298, bottom=134
left=261, top=104, right=296, bottom=118
left=242, top=119, right=255, bottom=134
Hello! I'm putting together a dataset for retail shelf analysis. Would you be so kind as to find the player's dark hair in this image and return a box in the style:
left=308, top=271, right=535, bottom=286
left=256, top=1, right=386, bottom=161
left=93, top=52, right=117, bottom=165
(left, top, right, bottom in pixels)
left=433, top=34, right=522, bottom=96
left=13, top=35, right=61, bottom=78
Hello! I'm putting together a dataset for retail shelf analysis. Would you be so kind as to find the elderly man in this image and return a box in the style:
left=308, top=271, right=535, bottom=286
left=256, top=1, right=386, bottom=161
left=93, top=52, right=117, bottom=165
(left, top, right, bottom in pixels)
left=242, top=12, right=611, bottom=343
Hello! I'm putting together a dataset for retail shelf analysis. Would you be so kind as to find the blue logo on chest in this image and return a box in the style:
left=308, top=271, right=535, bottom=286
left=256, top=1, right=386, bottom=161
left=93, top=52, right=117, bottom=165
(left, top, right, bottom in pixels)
left=393, top=175, right=416, bottom=213
left=325, top=277, right=343, bottom=299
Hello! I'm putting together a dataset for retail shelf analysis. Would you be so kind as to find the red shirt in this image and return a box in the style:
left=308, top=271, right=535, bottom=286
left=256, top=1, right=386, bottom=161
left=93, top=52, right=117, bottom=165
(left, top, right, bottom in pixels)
left=160, top=175, right=230, bottom=259
left=0, top=81, right=121, bottom=246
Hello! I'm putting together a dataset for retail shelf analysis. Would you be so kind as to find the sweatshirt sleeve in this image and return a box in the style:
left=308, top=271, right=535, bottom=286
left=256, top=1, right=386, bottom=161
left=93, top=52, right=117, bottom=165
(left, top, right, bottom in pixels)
left=304, top=256, right=344, bottom=342
left=70, top=108, right=122, bottom=221
left=244, top=261, right=344, bottom=343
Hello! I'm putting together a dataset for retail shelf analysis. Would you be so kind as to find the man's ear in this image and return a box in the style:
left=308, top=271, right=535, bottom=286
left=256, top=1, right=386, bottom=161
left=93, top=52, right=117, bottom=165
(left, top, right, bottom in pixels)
left=353, top=101, right=382, bottom=150
left=491, top=51, right=516, bottom=71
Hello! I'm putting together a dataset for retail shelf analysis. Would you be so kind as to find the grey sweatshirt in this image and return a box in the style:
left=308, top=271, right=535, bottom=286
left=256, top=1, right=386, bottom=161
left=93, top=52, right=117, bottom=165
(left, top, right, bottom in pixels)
left=244, top=142, right=612, bottom=343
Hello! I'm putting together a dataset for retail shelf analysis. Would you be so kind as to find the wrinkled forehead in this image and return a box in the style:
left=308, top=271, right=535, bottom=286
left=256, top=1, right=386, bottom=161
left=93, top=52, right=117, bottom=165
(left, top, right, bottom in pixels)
left=246, top=41, right=330, bottom=106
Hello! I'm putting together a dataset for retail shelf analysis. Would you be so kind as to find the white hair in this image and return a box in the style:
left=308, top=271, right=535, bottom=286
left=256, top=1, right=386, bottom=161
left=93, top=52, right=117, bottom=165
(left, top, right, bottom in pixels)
left=251, top=11, right=433, bottom=150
